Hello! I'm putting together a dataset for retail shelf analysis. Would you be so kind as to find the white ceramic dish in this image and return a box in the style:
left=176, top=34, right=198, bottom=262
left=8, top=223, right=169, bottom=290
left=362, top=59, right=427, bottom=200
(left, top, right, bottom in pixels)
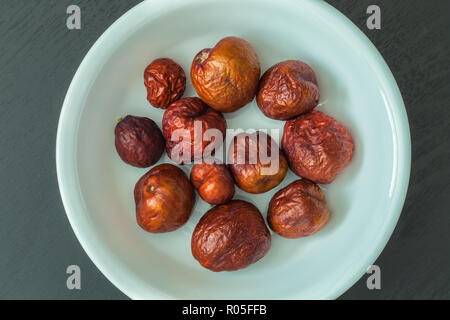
left=56, top=0, right=410, bottom=299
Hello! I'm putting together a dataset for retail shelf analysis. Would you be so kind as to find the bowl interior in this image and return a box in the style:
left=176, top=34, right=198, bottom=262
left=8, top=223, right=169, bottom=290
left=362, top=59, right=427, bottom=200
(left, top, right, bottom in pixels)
left=59, top=0, right=409, bottom=299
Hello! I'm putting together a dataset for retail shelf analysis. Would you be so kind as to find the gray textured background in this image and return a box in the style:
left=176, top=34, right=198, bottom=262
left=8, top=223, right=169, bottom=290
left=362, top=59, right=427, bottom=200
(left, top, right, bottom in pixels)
left=0, top=0, right=448, bottom=300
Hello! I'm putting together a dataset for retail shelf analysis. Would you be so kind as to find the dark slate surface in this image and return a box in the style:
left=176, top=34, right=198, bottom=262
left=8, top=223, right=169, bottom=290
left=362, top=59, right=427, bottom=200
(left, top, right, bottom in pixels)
left=0, top=0, right=448, bottom=300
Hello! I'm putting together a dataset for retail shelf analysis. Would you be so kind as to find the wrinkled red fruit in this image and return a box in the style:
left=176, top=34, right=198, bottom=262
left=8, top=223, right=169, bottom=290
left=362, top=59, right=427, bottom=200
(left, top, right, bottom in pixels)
left=134, top=164, right=195, bottom=233
left=257, top=60, right=320, bottom=120
left=268, top=179, right=330, bottom=238
left=228, top=131, right=288, bottom=194
left=191, top=36, right=260, bottom=113
left=162, top=97, right=227, bottom=164
left=114, top=115, right=165, bottom=168
left=144, top=58, right=186, bottom=109
left=282, top=110, right=354, bottom=184
left=190, top=161, right=235, bottom=205
left=191, top=200, right=271, bottom=271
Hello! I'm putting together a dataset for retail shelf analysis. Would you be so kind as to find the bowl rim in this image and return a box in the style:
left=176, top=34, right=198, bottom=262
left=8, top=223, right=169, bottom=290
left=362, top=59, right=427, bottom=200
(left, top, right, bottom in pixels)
left=56, top=0, right=411, bottom=300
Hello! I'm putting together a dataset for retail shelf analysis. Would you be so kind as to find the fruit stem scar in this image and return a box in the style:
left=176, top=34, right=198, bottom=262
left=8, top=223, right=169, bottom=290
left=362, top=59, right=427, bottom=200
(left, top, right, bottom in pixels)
left=198, top=51, right=210, bottom=63
left=117, top=117, right=123, bottom=123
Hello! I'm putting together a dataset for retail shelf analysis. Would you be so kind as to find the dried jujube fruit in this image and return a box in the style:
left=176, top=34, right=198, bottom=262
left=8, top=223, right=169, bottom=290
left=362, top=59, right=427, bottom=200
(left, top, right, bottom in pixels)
left=191, top=200, right=271, bottom=272
left=282, top=110, right=354, bottom=184
left=190, top=161, right=235, bottom=205
left=191, top=36, right=260, bottom=113
left=144, top=58, right=186, bottom=109
left=267, top=179, right=330, bottom=238
left=114, top=115, right=165, bottom=168
left=228, top=131, right=288, bottom=194
left=257, top=60, right=320, bottom=120
left=162, top=97, right=227, bottom=164
left=134, top=164, right=195, bottom=233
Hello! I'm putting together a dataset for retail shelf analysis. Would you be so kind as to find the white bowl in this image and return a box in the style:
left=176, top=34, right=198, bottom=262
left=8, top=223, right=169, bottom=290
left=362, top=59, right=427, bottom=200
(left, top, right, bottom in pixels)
left=56, top=0, right=410, bottom=299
